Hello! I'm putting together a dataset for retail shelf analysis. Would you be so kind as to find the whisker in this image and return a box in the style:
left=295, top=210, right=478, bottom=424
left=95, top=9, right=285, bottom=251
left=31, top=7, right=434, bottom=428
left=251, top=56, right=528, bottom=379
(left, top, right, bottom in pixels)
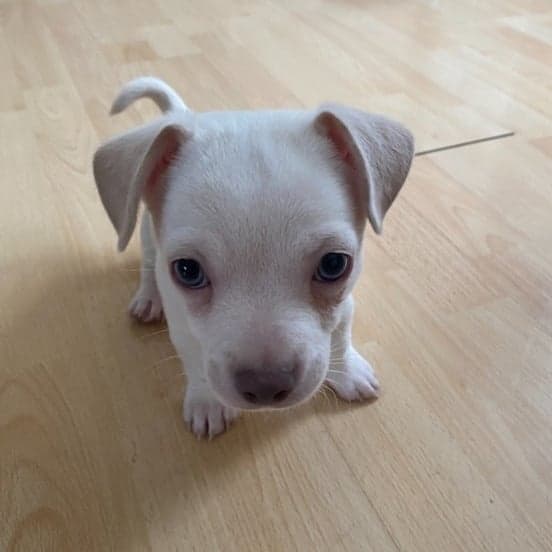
left=318, top=386, right=331, bottom=408
left=322, top=383, right=339, bottom=407
left=140, top=328, right=169, bottom=339
left=153, top=354, right=180, bottom=368
left=327, top=369, right=347, bottom=376
left=330, top=344, right=347, bottom=351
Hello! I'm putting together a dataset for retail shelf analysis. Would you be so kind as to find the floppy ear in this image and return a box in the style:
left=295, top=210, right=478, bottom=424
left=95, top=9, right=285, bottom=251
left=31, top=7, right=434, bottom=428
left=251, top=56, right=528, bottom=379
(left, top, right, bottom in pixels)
left=93, top=117, right=190, bottom=251
left=315, top=104, right=414, bottom=234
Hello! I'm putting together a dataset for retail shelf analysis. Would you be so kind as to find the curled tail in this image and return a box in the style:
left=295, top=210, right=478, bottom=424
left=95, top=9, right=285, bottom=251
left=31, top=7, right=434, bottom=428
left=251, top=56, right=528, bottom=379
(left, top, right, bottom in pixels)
left=110, top=76, right=188, bottom=115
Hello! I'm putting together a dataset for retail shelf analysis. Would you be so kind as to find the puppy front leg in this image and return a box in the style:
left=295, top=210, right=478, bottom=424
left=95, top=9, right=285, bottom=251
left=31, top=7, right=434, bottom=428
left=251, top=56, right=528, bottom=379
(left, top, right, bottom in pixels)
left=326, top=296, right=380, bottom=400
left=179, top=338, right=240, bottom=439
left=129, top=211, right=163, bottom=322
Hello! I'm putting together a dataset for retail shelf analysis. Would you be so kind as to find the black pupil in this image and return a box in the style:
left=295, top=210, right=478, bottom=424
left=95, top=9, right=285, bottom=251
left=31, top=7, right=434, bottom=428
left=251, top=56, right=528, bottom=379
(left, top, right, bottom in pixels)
left=176, top=259, right=201, bottom=284
left=321, top=253, right=346, bottom=278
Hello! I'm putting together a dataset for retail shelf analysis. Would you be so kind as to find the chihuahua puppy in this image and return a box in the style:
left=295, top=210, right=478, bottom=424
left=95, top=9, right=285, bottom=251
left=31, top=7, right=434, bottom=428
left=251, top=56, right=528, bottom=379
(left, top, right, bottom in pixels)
left=93, top=77, right=414, bottom=438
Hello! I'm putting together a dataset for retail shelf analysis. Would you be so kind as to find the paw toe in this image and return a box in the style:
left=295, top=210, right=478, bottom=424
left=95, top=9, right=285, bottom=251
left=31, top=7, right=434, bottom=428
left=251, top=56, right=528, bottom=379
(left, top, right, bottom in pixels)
left=129, top=294, right=163, bottom=323
left=184, top=397, right=239, bottom=439
left=326, top=352, right=380, bottom=402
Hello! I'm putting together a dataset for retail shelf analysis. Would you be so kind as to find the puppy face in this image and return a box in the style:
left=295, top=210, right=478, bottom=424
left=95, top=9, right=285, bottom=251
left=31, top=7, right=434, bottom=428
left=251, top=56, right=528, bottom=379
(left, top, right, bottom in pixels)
left=93, top=80, right=414, bottom=412
left=155, top=113, right=364, bottom=409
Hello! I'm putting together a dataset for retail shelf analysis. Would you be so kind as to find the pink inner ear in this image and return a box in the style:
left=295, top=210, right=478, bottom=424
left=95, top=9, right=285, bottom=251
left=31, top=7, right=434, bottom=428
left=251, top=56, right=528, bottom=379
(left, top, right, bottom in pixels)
left=327, top=124, right=353, bottom=164
left=148, top=142, right=179, bottom=189
left=144, top=134, right=181, bottom=215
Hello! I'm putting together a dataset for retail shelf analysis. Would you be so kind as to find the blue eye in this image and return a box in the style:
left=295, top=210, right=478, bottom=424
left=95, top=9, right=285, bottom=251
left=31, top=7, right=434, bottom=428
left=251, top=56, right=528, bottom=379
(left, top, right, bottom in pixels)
left=315, top=253, right=350, bottom=282
left=172, top=259, right=209, bottom=289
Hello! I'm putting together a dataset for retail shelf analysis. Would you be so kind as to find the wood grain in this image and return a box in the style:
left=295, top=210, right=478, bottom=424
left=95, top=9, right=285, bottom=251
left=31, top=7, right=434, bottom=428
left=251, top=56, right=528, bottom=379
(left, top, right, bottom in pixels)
left=1, top=1, right=551, bottom=551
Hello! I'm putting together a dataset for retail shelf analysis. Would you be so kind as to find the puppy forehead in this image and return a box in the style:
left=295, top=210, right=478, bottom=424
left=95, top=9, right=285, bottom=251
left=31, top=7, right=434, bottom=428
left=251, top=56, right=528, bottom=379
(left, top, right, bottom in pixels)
left=161, top=111, right=354, bottom=245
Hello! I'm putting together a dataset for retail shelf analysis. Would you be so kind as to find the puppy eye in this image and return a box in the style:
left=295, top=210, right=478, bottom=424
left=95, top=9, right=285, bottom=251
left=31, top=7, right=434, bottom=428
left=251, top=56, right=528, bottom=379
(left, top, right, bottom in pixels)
left=171, top=259, right=209, bottom=289
left=314, top=253, right=350, bottom=282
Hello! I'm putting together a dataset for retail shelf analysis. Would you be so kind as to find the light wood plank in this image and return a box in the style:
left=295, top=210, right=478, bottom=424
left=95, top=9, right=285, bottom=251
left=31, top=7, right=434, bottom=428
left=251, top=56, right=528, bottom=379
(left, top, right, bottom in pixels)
left=1, top=1, right=551, bottom=550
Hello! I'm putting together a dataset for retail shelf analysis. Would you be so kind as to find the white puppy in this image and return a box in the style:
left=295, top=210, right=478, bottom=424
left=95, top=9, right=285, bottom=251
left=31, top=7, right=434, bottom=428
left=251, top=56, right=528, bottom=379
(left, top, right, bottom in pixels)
left=93, top=77, right=414, bottom=438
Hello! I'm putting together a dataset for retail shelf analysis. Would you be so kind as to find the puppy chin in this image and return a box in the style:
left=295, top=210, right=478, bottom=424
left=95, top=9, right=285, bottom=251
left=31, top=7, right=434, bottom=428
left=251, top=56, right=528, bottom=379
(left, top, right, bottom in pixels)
left=203, top=378, right=273, bottom=411
left=215, top=393, right=313, bottom=412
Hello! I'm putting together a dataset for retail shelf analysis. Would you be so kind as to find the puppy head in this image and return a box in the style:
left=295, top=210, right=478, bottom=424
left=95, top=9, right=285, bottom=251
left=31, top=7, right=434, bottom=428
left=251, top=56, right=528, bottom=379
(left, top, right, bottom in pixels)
left=94, top=83, right=414, bottom=410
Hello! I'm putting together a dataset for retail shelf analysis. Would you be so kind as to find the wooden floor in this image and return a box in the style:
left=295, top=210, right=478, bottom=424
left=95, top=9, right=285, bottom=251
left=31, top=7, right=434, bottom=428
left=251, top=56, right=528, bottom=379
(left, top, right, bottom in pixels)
left=1, top=1, right=552, bottom=550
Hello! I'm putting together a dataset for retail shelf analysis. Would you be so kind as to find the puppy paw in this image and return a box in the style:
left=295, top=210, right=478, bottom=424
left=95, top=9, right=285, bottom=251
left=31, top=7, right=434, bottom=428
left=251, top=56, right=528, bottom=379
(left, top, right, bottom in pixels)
left=129, top=283, right=163, bottom=323
left=183, top=388, right=239, bottom=439
left=326, top=349, right=380, bottom=401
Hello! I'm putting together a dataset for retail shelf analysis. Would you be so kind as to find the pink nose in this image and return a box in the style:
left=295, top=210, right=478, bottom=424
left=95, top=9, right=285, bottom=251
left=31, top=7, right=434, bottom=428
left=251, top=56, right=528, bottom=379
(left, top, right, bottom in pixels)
left=234, top=368, right=298, bottom=405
